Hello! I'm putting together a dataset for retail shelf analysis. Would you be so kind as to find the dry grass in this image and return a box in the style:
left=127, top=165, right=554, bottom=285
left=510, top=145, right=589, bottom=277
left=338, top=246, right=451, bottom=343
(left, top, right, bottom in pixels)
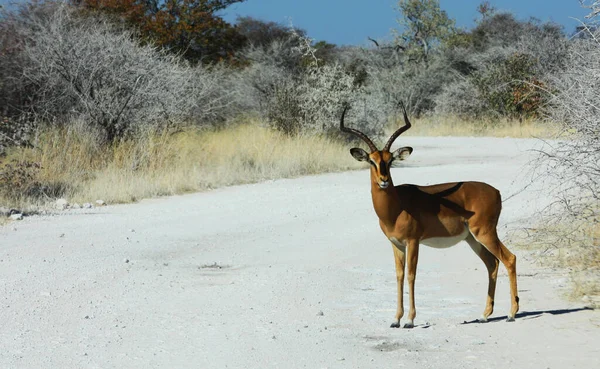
left=0, top=115, right=559, bottom=215
left=565, top=222, right=600, bottom=304
left=510, top=218, right=600, bottom=306
left=0, top=121, right=361, bottom=208
left=395, top=115, right=558, bottom=138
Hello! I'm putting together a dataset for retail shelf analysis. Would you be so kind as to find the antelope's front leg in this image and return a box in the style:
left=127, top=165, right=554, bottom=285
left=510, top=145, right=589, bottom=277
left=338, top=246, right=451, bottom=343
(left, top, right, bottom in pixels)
left=390, top=243, right=406, bottom=328
left=404, top=240, right=419, bottom=328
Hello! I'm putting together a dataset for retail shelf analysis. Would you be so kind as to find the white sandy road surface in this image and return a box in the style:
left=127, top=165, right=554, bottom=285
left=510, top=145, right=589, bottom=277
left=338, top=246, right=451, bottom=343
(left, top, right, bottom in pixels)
left=1, top=137, right=599, bottom=369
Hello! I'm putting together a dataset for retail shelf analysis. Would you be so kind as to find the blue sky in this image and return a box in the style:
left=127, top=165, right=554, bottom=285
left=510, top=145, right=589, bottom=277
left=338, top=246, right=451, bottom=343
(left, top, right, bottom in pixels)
left=0, top=0, right=593, bottom=45
left=222, top=0, right=591, bottom=45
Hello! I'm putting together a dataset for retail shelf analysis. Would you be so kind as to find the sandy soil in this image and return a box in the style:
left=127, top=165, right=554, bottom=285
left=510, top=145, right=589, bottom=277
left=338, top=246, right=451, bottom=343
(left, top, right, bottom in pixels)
left=1, top=137, right=598, bottom=369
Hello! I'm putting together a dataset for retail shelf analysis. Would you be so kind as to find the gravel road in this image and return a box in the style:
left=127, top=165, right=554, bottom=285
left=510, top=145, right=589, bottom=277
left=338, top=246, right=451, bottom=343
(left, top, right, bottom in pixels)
left=1, top=137, right=598, bottom=369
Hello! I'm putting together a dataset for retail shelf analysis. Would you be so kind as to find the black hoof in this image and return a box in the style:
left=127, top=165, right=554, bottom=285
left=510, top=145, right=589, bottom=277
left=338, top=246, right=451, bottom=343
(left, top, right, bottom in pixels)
left=506, top=316, right=515, bottom=322
left=403, top=322, right=414, bottom=329
left=390, top=322, right=401, bottom=328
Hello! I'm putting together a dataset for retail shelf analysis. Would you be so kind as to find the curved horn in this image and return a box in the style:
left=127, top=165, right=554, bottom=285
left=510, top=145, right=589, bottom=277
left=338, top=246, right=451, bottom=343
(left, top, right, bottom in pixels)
left=383, top=101, right=412, bottom=151
left=339, top=104, right=378, bottom=153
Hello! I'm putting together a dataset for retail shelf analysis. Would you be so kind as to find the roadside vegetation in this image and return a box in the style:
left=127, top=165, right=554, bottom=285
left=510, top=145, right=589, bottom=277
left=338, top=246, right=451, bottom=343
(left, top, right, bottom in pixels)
left=510, top=4, right=600, bottom=304
left=1, top=122, right=361, bottom=209
left=0, top=1, right=598, bottom=298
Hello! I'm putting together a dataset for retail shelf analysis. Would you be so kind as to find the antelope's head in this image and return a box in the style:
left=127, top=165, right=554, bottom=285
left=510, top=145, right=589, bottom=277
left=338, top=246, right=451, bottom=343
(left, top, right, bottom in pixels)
left=340, top=103, right=413, bottom=189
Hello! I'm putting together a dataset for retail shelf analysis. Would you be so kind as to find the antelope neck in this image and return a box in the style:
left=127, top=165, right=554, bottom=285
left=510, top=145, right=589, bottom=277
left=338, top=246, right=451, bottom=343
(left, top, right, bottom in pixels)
left=370, top=178, right=402, bottom=224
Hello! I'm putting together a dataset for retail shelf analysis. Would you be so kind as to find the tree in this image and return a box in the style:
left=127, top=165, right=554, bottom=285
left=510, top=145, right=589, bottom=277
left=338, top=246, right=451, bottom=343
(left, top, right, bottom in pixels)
left=436, top=10, right=567, bottom=120
left=235, top=16, right=302, bottom=48
left=470, top=53, right=546, bottom=120
left=313, top=40, right=337, bottom=64
left=1, top=2, right=234, bottom=143
left=74, top=0, right=247, bottom=64
left=470, top=13, right=523, bottom=51
left=395, top=0, right=456, bottom=64
left=581, top=0, right=600, bottom=19
left=476, top=1, right=496, bottom=23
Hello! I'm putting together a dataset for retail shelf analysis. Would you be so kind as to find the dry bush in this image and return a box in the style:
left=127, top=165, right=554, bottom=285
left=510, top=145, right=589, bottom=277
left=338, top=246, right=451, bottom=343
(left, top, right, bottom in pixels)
left=1, top=2, right=234, bottom=143
left=539, top=26, right=600, bottom=226
left=581, top=0, right=600, bottom=19
left=433, top=78, right=486, bottom=119
left=514, top=26, right=600, bottom=302
left=341, top=44, right=456, bottom=119
left=435, top=14, right=566, bottom=120
left=233, top=40, right=304, bottom=134
left=0, top=115, right=36, bottom=155
left=232, top=13, right=568, bottom=135
left=0, top=159, right=41, bottom=200
left=299, top=63, right=358, bottom=133
left=435, top=46, right=556, bottom=120
left=234, top=30, right=373, bottom=136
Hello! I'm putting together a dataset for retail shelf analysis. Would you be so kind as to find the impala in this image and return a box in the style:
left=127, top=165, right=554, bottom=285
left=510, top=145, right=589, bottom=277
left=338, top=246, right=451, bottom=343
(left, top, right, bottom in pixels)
left=340, top=103, right=519, bottom=328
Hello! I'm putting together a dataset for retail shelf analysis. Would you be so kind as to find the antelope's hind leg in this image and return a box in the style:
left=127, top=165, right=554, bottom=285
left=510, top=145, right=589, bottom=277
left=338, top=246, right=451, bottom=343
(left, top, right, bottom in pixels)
left=466, top=234, right=499, bottom=322
left=469, top=228, right=520, bottom=321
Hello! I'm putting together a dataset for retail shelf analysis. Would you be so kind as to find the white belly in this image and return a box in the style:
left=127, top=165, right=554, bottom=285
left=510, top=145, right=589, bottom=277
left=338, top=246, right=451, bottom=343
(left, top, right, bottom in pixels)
left=420, top=227, right=469, bottom=249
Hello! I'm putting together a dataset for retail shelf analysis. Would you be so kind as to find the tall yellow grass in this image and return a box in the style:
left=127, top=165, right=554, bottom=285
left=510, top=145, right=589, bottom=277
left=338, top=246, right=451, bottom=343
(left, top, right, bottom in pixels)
left=0, top=122, right=362, bottom=208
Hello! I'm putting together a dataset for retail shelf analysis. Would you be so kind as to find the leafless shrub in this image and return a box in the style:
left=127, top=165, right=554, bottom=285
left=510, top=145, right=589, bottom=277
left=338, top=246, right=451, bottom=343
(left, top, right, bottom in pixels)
left=515, top=22, right=569, bottom=76
left=513, top=26, right=600, bottom=299
left=344, top=44, right=417, bottom=116
left=300, top=62, right=360, bottom=133
left=2, top=2, right=233, bottom=142
left=336, top=44, right=445, bottom=130
left=436, top=15, right=567, bottom=120
left=434, top=78, right=487, bottom=118
left=233, top=41, right=299, bottom=120
left=0, top=114, right=36, bottom=155
left=581, top=0, right=600, bottom=19
left=189, top=64, right=239, bottom=124
left=264, top=79, right=303, bottom=135
left=0, top=4, right=36, bottom=127
left=540, top=26, right=600, bottom=221
left=242, top=39, right=303, bottom=73
left=234, top=30, right=369, bottom=136
left=0, top=159, right=42, bottom=200
left=236, top=16, right=304, bottom=51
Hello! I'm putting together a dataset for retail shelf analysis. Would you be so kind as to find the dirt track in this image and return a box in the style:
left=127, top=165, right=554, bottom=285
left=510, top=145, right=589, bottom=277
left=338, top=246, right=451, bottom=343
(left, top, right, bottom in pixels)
left=1, top=137, right=598, bottom=369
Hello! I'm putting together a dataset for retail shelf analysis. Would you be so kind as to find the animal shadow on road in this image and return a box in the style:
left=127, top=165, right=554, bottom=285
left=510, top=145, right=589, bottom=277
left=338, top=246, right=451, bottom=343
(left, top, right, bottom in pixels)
left=461, top=307, right=594, bottom=324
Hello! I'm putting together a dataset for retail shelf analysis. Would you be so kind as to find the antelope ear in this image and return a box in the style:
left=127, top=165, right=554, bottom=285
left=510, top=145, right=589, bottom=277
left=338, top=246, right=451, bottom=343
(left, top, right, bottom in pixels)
left=392, top=146, right=413, bottom=161
left=350, top=148, right=369, bottom=162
